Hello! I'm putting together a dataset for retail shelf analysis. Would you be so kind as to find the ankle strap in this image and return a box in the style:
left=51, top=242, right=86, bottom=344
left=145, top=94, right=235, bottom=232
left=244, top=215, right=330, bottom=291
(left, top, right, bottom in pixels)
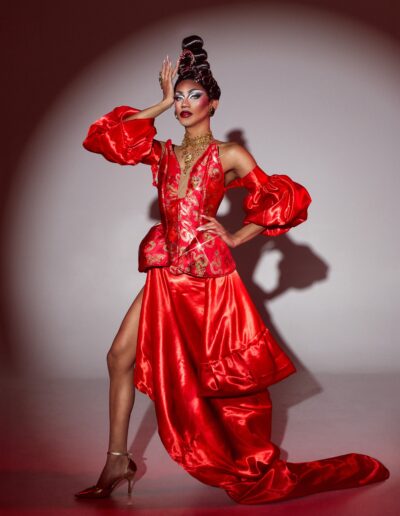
left=107, top=450, right=132, bottom=457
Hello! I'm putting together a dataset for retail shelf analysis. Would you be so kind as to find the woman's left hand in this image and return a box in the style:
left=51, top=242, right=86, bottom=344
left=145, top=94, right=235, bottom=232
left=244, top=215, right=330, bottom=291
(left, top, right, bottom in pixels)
left=197, top=215, right=238, bottom=248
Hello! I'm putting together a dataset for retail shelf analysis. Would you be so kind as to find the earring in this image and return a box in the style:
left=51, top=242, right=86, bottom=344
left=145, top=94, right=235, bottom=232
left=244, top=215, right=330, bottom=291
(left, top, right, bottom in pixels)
left=209, top=106, right=215, bottom=117
left=174, top=111, right=178, bottom=119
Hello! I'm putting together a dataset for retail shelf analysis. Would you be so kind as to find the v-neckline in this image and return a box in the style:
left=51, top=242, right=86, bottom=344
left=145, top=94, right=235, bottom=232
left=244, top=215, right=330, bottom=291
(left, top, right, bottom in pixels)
left=170, top=140, right=216, bottom=178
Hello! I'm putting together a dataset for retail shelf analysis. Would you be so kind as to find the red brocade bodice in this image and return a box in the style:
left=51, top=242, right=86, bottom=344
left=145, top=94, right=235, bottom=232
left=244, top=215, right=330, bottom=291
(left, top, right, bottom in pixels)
left=83, top=105, right=312, bottom=278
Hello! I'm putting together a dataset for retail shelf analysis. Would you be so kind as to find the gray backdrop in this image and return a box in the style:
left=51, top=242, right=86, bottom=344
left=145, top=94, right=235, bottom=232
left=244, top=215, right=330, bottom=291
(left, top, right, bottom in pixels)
left=2, top=2, right=399, bottom=378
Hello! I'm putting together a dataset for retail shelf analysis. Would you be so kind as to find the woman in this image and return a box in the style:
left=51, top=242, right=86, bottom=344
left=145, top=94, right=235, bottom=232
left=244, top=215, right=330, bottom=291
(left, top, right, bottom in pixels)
left=76, top=35, right=389, bottom=503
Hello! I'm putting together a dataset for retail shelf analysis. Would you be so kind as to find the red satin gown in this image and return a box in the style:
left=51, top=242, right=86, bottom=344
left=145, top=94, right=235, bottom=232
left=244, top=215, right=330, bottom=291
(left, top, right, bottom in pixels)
left=83, top=105, right=389, bottom=504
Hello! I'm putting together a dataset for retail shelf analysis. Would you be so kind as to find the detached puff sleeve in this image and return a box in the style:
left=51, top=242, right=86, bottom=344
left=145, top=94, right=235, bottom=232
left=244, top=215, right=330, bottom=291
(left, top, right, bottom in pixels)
left=82, top=105, right=162, bottom=185
left=227, top=165, right=312, bottom=236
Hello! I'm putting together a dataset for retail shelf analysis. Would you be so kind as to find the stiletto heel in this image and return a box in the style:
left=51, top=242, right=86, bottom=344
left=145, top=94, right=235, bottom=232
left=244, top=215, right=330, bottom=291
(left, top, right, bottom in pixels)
left=74, top=450, right=137, bottom=499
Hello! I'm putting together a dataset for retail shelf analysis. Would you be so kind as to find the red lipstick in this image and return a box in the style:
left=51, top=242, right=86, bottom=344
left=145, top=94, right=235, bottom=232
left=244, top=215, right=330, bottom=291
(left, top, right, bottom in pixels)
left=180, top=111, right=192, bottom=118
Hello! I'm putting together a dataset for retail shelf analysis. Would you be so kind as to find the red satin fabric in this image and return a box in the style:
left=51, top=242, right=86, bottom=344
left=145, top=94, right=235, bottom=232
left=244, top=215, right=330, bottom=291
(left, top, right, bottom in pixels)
left=82, top=105, right=163, bottom=183
left=83, top=106, right=389, bottom=503
left=135, top=260, right=296, bottom=398
left=134, top=267, right=389, bottom=503
left=226, top=165, right=312, bottom=237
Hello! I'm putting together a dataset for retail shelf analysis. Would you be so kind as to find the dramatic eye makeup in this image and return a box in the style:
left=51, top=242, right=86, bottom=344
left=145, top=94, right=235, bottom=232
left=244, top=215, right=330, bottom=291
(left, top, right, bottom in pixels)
left=174, top=89, right=204, bottom=101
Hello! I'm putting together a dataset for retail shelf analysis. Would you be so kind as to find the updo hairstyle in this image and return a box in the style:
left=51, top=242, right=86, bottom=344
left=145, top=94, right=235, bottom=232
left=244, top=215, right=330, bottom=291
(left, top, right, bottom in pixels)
left=174, top=35, right=221, bottom=100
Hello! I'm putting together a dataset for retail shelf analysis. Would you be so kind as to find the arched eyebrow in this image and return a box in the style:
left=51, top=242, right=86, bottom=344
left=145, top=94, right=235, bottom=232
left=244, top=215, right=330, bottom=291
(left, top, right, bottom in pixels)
left=174, top=89, right=203, bottom=94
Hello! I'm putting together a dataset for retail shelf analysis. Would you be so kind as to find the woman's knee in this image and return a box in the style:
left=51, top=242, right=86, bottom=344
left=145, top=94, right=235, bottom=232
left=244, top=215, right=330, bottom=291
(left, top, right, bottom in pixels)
left=107, top=336, right=136, bottom=374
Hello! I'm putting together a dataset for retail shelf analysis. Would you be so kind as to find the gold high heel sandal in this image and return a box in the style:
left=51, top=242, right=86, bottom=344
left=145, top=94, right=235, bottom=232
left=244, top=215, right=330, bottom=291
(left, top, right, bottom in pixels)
left=74, top=451, right=137, bottom=499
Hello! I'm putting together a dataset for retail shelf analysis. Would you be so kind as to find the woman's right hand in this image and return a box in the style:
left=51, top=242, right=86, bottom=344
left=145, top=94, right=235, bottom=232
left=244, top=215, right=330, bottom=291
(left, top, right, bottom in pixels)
left=160, top=55, right=179, bottom=106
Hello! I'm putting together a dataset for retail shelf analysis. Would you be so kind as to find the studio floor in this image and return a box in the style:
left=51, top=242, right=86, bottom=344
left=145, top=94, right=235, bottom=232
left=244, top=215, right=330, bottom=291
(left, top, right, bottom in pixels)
left=0, top=372, right=399, bottom=516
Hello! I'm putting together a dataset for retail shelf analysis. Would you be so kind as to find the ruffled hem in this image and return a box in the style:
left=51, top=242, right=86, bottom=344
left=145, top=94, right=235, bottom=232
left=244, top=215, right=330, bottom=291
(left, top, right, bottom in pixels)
left=198, top=327, right=296, bottom=397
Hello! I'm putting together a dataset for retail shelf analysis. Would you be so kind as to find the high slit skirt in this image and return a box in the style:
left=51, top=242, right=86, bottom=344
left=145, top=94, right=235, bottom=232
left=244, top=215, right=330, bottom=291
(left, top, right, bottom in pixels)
left=133, top=267, right=389, bottom=504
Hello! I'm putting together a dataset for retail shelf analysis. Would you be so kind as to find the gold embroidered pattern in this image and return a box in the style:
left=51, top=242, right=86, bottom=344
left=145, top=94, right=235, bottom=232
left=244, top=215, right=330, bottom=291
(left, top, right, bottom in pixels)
left=139, top=139, right=237, bottom=277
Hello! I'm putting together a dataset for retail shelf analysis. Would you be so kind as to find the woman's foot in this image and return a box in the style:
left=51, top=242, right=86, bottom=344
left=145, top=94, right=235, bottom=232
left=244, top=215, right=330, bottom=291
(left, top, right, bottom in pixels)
left=75, top=451, right=137, bottom=499
left=95, top=452, right=131, bottom=488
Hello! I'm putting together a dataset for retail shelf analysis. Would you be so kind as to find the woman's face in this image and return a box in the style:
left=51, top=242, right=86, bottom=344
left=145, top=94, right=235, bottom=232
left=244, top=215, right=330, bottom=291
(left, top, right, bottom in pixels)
left=174, top=79, right=216, bottom=127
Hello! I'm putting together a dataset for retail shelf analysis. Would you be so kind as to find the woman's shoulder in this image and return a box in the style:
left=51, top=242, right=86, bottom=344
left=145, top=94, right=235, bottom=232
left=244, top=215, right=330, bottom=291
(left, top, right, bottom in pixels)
left=214, top=140, right=256, bottom=175
left=214, top=140, right=249, bottom=158
left=214, top=139, right=234, bottom=149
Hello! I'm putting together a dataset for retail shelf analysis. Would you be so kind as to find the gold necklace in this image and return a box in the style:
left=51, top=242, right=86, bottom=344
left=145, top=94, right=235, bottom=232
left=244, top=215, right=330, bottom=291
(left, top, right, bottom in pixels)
left=180, top=131, right=214, bottom=176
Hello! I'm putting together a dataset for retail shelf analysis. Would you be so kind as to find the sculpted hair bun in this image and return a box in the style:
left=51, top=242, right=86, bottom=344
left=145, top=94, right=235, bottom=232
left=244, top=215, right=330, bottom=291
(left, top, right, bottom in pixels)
left=175, top=34, right=221, bottom=100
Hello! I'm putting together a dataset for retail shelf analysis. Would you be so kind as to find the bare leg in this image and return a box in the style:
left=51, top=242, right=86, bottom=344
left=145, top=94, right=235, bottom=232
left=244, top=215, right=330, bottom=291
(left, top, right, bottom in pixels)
left=95, top=286, right=144, bottom=487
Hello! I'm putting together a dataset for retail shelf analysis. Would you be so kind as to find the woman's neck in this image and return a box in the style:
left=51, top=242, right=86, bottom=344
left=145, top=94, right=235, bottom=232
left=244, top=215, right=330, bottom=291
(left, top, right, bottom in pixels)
left=183, top=122, right=212, bottom=140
